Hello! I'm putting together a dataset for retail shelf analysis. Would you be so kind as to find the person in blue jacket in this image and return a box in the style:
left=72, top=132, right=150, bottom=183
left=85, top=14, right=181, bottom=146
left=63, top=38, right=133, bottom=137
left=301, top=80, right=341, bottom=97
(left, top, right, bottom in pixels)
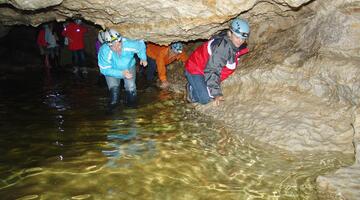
left=98, top=29, right=147, bottom=110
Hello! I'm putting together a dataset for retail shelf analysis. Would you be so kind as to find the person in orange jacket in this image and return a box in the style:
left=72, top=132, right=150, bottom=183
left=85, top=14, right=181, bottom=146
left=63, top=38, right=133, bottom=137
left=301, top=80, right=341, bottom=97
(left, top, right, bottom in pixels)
left=146, top=42, right=188, bottom=89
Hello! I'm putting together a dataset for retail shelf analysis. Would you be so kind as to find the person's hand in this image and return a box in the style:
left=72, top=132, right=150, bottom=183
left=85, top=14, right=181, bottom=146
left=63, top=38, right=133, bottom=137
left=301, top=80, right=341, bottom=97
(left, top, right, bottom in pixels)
left=213, top=96, right=224, bottom=106
left=159, top=80, right=170, bottom=89
left=140, top=60, right=148, bottom=67
left=123, top=70, right=133, bottom=79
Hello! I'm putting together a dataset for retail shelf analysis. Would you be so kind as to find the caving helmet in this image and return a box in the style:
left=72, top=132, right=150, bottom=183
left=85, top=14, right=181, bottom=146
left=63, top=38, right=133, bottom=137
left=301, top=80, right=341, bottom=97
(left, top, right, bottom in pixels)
left=230, top=18, right=250, bottom=40
left=103, top=29, right=122, bottom=45
left=74, top=19, right=82, bottom=24
left=98, top=30, right=106, bottom=44
left=170, top=42, right=183, bottom=53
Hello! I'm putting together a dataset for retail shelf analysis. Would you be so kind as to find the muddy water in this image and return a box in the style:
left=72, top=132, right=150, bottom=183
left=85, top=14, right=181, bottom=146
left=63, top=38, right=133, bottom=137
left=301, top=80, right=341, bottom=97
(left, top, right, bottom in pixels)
left=0, top=70, right=353, bottom=200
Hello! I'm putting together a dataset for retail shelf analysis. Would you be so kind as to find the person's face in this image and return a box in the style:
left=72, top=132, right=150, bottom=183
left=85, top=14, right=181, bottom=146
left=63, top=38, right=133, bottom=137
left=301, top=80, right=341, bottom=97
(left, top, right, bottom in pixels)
left=229, top=31, right=245, bottom=48
left=110, top=40, right=122, bottom=54
left=170, top=48, right=181, bottom=55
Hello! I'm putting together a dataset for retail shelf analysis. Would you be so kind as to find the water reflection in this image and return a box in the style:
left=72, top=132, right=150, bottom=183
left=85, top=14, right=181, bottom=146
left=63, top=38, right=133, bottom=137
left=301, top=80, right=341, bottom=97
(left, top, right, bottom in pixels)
left=0, top=70, right=354, bottom=199
left=102, top=114, right=157, bottom=168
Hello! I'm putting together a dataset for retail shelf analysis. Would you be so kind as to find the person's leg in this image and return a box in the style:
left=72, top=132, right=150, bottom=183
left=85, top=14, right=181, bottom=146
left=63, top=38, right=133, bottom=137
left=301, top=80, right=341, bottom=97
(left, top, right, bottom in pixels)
left=185, top=71, right=211, bottom=104
left=124, top=66, right=137, bottom=107
left=54, top=46, right=60, bottom=68
left=72, top=50, right=79, bottom=74
left=105, top=76, right=121, bottom=110
left=48, top=48, right=55, bottom=68
left=44, top=48, right=51, bottom=68
left=156, top=60, right=167, bottom=85
left=146, top=57, right=156, bottom=82
left=79, top=49, right=87, bottom=75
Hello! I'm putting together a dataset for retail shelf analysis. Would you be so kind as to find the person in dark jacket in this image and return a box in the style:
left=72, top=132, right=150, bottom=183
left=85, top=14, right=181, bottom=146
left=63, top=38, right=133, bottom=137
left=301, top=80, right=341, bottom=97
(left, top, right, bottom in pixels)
left=184, top=18, right=250, bottom=105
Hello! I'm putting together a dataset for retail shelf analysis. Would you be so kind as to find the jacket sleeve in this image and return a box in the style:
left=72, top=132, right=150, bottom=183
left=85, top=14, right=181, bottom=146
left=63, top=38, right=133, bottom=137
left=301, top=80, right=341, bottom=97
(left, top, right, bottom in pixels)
left=204, top=38, right=230, bottom=97
left=61, top=27, right=67, bottom=37
left=156, top=52, right=167, bottom=81
left=178, top=51, right=189, bottom=63
left=136, top=40, right=147, bottom=62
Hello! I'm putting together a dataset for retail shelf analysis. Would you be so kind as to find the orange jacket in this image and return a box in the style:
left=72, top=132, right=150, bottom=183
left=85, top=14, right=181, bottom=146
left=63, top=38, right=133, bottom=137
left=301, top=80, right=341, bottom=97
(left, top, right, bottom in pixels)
left=147, top=43, right=188, bottom=81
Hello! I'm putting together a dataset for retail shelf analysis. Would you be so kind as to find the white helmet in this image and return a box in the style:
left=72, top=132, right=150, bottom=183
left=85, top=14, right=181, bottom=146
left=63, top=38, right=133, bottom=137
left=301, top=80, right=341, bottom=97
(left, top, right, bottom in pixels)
left=104, top=29, right=122, bottom=44
left=98, top=30, right=106, bottom=44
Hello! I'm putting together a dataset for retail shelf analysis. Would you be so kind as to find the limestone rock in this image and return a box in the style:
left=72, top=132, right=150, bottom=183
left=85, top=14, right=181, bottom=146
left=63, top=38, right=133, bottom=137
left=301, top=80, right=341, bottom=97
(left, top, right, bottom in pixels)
left=3, top=0, right=63, bottom=10
left=0, top=0, right=314, bottom=44
left=316, top=108, right=360, bottom=200
left=195, top=0, right=360, bottom=153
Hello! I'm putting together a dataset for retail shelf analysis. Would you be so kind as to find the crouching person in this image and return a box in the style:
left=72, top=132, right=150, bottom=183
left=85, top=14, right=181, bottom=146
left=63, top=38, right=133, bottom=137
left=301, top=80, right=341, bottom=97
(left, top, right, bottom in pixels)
left=184, top=18, right=250, bottom=106
left=98, top=29, right=147, bottom=111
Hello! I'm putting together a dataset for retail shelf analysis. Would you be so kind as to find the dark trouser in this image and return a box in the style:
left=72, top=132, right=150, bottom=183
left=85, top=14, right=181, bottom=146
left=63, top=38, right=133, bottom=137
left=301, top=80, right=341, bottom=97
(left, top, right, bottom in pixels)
left=184, top=71, right=211, bottom=105
left=146, top=57, right=157, bottom=81
left=71, top=49, right=85, bottom=67
left=48, top=47, right=60, bottom=68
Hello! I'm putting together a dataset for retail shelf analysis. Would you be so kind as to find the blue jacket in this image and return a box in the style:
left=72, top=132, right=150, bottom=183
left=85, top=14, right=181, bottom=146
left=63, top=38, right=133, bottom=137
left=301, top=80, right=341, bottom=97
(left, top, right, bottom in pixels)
left=98, top=38, right=147, bottom=78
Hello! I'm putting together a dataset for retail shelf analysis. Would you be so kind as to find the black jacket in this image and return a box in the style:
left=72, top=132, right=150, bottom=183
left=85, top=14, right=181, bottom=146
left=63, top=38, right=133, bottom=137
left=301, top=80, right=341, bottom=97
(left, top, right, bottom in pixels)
left=204, top=31, right=240, bottom=97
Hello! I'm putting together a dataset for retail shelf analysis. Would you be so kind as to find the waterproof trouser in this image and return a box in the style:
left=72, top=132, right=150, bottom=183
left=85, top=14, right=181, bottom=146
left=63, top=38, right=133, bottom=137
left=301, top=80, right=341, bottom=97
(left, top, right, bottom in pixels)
left=125, top=90, right=137, bottom=108
left=146, top=57, right=157, bottom=81
left=108, top=86, right=120, bottom=110
left=184, top=71, right=211, bottom=105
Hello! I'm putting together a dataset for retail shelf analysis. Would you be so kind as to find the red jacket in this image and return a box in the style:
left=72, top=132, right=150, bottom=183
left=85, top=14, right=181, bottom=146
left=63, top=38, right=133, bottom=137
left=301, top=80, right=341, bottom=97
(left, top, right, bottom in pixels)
left=62, top=22, right=88, bottom=51
left=185, top=40, right=249, bottom=82
left=37, top=29, right=47, bottom=47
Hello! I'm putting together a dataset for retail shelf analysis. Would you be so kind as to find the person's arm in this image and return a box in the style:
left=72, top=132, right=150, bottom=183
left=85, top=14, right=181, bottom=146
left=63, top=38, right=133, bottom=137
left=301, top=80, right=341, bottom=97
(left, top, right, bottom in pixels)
left=178, top=51, right=188, bottom=63
left=82, top=26, right=88, bottom=33
left=156, top=55, right=167, bottom=82
left=61, top=26, right=67, bottom=37
left=44, top=29, right=51, bottom=46
left=135, top=40, right=147, bottom=66
left=204, top=39, right=230, bottom=97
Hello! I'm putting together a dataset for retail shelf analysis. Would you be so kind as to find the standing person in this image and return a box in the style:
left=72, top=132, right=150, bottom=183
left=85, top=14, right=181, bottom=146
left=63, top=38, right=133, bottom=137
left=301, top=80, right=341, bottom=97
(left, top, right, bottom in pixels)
left=95, top=30, right=106, bottom=86
left=96, top=30, right=105, bottom=55
left=45, top=23, right=60, bottom=69
left=37, top=24, right=50, bottom=68
left=184, top=18, right=250, bottom=106
left=145, top=42, right=188, bottom=89
left=98, top=29, right=147, bottom=111
left=62, top=18, right=88, bottom=77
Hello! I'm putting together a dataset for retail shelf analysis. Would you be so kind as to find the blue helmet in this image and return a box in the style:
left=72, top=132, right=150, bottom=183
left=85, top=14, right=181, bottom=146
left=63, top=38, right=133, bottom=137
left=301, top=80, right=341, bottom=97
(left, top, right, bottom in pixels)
left=74, top=19, right=82, bottom=24
left=171, top=42, right=183, bottom=53
left=230, top=18, right=250, bottom=40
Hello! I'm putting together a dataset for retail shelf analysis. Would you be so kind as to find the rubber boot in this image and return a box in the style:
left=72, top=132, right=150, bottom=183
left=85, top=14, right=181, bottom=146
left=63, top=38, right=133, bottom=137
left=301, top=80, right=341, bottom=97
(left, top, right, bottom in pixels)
left=80, top=67, right=88, bottom=79
left=185, top=83, right=195, bottom=103
left=108, top=86, right=120, bottom=112
left=125, top=90, right=137, bottom=108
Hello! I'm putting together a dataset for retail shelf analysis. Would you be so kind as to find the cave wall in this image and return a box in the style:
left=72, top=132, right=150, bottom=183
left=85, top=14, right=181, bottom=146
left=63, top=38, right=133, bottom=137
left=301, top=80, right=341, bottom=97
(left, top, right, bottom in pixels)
left=0, top=0, right=314, bottom=44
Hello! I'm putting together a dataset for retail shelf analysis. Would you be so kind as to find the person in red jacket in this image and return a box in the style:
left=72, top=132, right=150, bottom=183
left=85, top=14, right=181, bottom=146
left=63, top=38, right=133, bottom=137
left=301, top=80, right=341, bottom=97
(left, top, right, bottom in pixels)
left=184, top=18, right=250, bottom=106
left=62, top=18, right=88, bottom=77
left=37, top=24, right=50, bottom=68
